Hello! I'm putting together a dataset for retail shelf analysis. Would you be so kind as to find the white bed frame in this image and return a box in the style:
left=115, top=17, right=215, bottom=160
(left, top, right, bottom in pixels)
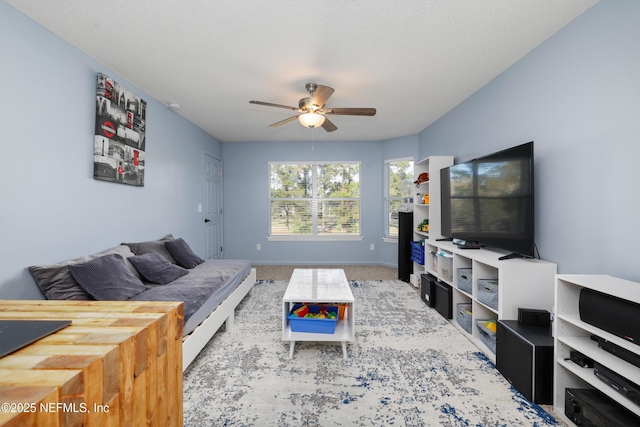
left=182, top=268, right=256, bottom=371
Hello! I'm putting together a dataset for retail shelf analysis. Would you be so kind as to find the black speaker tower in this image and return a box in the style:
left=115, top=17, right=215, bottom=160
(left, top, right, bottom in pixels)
left=397, top=211, right=413, bottom=282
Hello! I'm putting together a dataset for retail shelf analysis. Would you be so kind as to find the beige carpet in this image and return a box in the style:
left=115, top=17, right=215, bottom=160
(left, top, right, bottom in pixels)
left=254, top=264, right=398, bottom=281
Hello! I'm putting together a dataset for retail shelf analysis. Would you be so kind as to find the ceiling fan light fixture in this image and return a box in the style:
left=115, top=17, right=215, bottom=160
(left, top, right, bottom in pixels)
left=298, top=112, right=325, bottom=129
left=251, top=83, right=374, bottom=132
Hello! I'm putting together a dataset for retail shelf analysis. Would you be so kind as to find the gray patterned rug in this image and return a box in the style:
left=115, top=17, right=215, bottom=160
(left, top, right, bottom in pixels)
left=183, top=279, right=558, bottom=426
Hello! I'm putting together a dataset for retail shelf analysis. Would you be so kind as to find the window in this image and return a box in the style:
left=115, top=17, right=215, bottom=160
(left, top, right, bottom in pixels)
left=269, top=162, right=361, bottom=240
left=384, top=158, right=414, bottom=238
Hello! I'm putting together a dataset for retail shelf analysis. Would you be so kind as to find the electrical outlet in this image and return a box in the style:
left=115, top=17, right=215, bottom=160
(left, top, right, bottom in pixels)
left=256, top=244, right=261, bottom=251
left=370, top=243, right=375, bottom=250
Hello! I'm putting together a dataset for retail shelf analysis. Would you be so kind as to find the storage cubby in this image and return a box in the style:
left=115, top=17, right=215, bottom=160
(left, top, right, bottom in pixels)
left=438, top=250, right=454, bottom=284
left=553, top=275, right=640, bottom=424
left=425, top=243, right=439, bottom=276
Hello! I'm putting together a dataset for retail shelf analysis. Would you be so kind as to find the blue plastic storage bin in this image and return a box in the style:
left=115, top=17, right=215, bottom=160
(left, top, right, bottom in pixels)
left=410, top=241, right=425, bottom=265
left=288, top=304, right=338, bottom=334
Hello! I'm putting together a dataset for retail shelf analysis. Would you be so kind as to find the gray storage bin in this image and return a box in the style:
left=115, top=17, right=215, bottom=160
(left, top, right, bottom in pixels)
left=456, top=303, right=472, bottom=334
left=476, top=319, right=497, bottom=353
left=456, top=268, right=472, bottom=294
left=477, top=279, right=499, bottom=310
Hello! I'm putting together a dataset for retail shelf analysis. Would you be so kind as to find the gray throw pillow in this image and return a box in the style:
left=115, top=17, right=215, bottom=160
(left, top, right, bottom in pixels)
left=123, top=234, right=177, bottom=264
left=29, top=245, right=141, bottom=300
left=165, top=238, right=205, bottom=269
left=129, top=252, right=189, bottom=285
left=68, top=253, right=146, bottom=301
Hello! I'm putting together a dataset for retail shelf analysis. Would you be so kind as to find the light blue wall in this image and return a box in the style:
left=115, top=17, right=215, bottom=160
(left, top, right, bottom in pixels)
left=0, top=2, right=222, bottom=299
left=222, top=135, right=420, bottom=267
left=222, top=140, right=389, bottom=264
left=417, top=0, right=640, bottom=281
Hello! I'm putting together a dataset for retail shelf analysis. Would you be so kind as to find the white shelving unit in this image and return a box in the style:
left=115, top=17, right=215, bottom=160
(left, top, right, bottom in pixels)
left=424, top=239, right=557, bottom=359
left=412, top=155, right=454, bottom=242
left=554, top=274, right=640, bottom=424
left=411, top=156, right=453, bottom=274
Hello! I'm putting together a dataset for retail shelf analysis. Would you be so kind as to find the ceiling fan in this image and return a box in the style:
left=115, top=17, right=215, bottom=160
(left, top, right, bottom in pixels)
left=249, top=83, right=376, bottom=132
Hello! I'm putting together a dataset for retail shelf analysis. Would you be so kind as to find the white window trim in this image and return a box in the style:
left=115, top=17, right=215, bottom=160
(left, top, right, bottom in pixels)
left=385, top=156, right=414, bottom=163
left=267, top=235, right=364, bottom=242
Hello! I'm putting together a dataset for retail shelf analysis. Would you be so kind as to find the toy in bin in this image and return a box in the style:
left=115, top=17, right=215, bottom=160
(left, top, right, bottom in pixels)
left=288, top=304, right=339, bottom=334
left=292, top=305, right=309, bottom=317
left=317, top=303, right=346, bottom=320
left=291, top=304, right=337, bottom=320
left=481, top=320, right=497, bottom=333
left=477, top=319, right=497, bottom=353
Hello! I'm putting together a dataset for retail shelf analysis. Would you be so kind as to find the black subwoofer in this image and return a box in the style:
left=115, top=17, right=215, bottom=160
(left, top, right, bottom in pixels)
left=496, top=320, right=554, bottom=404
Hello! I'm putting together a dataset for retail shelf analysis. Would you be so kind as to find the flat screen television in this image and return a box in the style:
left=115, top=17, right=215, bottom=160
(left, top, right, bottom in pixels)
left=440, top=141, right=535, bottom=259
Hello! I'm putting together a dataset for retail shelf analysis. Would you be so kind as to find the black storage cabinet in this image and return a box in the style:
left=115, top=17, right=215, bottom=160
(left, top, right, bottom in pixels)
left=398, top=211, right=413, bottom=282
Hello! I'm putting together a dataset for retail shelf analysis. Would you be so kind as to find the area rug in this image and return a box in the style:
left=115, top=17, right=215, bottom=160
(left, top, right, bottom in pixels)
left=183, top=279, right=558, bottom=426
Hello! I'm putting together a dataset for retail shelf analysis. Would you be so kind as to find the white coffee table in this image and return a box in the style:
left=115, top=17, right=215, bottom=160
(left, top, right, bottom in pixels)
left=282, top=269, right=355, bottom=359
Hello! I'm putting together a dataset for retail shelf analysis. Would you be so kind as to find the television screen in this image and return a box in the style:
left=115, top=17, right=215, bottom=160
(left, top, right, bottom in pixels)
left=441, top=141, right=534, bottom=258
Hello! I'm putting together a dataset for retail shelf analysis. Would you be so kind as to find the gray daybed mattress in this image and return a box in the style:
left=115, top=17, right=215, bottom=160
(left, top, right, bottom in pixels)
left=129, top=258, right=252, bottom=335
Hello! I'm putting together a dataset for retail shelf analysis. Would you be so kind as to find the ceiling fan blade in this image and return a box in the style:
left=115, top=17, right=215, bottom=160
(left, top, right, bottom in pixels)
left=311, top=85, right=335, bottom=108
left=321, top=117, right=337, bottom=132
left=269, top=115, right=299, bottom=128
left=324, top=107, right=377, bottom=116
left=250, top=100, right=298, bottom=111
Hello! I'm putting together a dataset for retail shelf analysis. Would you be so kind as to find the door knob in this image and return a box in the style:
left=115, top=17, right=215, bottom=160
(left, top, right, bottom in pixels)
left=204, top=218, right=211, bottom=223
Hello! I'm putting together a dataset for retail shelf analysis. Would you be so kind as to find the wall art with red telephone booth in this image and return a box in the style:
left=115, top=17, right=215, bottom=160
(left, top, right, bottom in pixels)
left=94, top=73, right=147, bottom=186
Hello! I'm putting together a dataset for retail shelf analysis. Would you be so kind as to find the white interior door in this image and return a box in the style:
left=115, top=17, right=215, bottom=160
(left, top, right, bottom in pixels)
left=203, top=153, right=222, bottom=259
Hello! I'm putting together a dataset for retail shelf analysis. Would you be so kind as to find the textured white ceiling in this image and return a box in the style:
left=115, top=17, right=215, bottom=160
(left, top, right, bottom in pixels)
left=6, top=0, right=598, bottom=142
